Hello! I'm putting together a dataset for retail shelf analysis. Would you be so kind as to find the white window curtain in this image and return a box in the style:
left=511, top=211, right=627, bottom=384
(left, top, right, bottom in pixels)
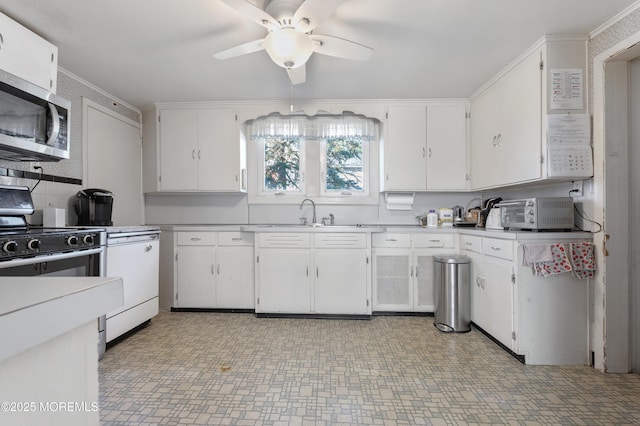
left=249, top=112, right=378, bottom=140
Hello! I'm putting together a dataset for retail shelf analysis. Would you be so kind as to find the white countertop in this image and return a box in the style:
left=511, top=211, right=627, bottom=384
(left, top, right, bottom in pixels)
left=157, top=223, right=593, bottom=239
left=0, top=276, right=123, bottom=362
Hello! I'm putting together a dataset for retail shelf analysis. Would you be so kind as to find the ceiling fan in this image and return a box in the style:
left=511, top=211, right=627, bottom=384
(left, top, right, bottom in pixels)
left=214, top=0, right=373, bottom=85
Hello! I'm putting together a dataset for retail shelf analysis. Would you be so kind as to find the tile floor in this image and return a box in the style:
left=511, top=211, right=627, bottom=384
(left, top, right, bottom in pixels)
left=100, top=312, right=640, bottom=425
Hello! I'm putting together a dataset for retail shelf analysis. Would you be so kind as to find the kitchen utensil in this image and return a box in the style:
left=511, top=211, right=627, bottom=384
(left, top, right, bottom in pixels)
left=477, top=197, right=502, bottom=228
left=452, top=205, right=465, bottom=222
left=485, top=207, right=503, bottom=230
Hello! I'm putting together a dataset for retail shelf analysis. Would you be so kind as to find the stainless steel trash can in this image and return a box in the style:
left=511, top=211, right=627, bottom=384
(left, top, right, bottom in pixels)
left=434, top=255, right=471, bottom=333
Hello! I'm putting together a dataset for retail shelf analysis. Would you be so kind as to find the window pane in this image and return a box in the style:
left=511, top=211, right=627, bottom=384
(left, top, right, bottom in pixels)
left=325, top=137, right=364, bottom=191
left=263, top=136, right=301, bottom=191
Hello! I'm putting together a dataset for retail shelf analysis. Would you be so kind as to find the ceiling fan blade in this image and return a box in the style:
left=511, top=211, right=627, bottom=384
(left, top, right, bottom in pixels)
left=219, top=0, right=280, bottom=30
left=310, top=34, right=373, bottom=61
left=213, top=39, right=265, bottom=60
left=287, top=65, right=306, bottom=85
left=293, top=0, right=343, bottom=32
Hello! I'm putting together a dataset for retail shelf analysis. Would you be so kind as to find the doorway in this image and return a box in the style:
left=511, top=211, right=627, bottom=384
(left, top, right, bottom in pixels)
left=594, top=38, right=640, bottom=373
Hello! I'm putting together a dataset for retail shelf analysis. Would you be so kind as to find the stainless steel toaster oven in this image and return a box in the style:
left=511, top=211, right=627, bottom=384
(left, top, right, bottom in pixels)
left=496, top=197, right=574, bottom=231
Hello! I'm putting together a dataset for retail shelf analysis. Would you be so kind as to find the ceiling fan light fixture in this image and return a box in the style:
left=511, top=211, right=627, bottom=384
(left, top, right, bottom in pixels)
left=263, top=28, right=314, bottom=69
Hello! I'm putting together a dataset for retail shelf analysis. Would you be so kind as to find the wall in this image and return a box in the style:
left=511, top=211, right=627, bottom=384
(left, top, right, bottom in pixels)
left=0, top=69, right=141, bottom=225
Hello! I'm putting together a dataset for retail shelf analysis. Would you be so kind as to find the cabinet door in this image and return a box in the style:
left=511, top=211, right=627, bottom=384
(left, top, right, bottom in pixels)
left=383, top=105, right=427, bottom=191
left=176, top=245, right=216, bottom=308
left=426, top=104, right=468, bottom=190
left=216, top=246, right=254, bottom=309
left=159, top=109, right=198, bottom=191
left=482, top=256, right=514, bottom=349
left=0, top=12, right=57, bottom=91
left=466, top=252, right=486, bottom=327
left=314, top=250, right=369, bottom=314
left=373, top=251, right=412, bottom=311
left=498, top=48, right=543, bottom=184
left=414, top=253, right=436, bottom=312
left=197, top=109, right=240, bottom=191
left=257, top=249, right=311, bottom=313
left=470, top=85, right=500, bottom=189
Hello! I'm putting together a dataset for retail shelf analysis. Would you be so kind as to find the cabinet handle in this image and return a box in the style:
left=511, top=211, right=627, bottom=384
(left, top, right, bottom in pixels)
left=316, top=267, right=319, bottom=278
left=192, top=149, right=196, bottom=159
left=481, top=276, right=486, bottom=289
left=190, top=237, right=201, bottom=241
left=490, top=246, right=501, bottom=251
left=465, top=242, right=472, bottom=246
left=211, top=264, right=214, bottom=275
left=386, top=173, right=389, bottom=181
left=386, top=238, right=397, bottom=242
left=306, top=266, right=308, bottom=277
left=428, top=239, right=441, bottom=243
left=217, top=264, right=220, bottom=275
left=0, top=33, right=3, bottom=51
left=231, top=237, right=242, bottom=241
left=410, top=267, right=414, bottom=278
left=492, top=135, right=497, bottom=147
left=145, top=244, right=153, bottom=252
left=198, top=149, right=201, bottom=159
left=496, top=133, right=502, bottom=147
left=428, top=147, right=432, bottom=158
left=422, top=147, right=426, bottom=158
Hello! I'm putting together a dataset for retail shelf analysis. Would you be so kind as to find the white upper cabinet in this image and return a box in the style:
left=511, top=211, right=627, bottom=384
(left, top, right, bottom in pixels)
left=426, top=104, right=467, bottom=190
left=470, top=35, right=588, bottom=190
left=146, top=106, right=246, bottom=193
left=383, top=105, right=428, bottom=191
left=382, top=103, right=468, bottom=192
left=0, top=12, right=57, bottom=92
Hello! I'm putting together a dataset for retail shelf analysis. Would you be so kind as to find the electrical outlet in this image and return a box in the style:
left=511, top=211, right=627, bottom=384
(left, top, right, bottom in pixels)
left=571, top=180, right=583, bottom=197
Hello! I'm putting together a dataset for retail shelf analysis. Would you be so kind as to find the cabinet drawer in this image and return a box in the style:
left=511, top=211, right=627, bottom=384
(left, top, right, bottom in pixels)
left=413, top=233, right=455, bottom=248
left=314, top=233, right=367, bottom=249
left=177, top=232, right=217, bottom=246
left=258, top=233, right=311, bottom=248
left=459, top=235, right=482, bottom=253
left=482, top=237, right=514, bottom=261
left=372, top=233, right=411, bottom=248
left=218, top=231, right=254, bottom=246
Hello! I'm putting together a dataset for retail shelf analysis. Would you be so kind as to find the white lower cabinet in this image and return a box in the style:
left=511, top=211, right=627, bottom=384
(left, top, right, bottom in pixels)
left=172, top=231, right=254, bottom=309
left=257, top=249, right=312, bottom=313
left=255, top=232, right=371, bottom=315
left=373, top=232, right=456, bottom=312
left=177, top=244, right=216, bottom=308
left=460, top=232, right=589, bottom=365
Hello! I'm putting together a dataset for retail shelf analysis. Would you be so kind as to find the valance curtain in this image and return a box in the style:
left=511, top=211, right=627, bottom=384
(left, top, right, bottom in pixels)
left=248, top=113, right=378, bottom=141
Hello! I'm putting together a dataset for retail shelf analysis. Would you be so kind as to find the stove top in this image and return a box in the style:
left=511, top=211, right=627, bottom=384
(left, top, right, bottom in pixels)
left=0, top=227, right=105, bottom=260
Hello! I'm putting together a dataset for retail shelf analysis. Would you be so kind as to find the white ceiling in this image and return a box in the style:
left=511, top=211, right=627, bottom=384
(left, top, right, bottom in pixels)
left=0, top=0, right=635, bottom=110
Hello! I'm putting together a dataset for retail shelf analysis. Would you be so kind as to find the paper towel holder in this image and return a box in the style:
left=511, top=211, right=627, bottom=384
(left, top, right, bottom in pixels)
left=384, top=192, right=415, bottom=211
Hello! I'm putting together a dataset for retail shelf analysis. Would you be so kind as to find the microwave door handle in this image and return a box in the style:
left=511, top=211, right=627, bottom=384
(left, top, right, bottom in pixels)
left=495, top=201, right=526, bottom=207
left=46, top=103, right=60, bottom=146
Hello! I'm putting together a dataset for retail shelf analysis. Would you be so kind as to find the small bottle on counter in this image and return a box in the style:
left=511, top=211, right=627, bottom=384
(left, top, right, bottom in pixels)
left=427, top=209, right=438, bottom=228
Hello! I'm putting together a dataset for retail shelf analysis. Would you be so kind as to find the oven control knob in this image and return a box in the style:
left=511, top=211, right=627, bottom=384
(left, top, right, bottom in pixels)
left=27, top=239, right=41, bottom=251
left=66, top=235, right=79, bottom=246
left=2, top=240, right=17, bottom=253
left=83, top=234, right=94, bottom=245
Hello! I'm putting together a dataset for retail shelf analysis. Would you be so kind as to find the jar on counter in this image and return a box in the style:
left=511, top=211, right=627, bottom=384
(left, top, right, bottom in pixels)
left=438, top=208, right=454, bottom=227
left=427, top=210, right=438, bottom=228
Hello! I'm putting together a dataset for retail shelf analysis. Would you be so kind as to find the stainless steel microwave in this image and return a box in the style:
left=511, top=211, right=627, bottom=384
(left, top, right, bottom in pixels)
left=496, top=197, right=574, bottom=231
left=0, top=68, right=70, bottom=161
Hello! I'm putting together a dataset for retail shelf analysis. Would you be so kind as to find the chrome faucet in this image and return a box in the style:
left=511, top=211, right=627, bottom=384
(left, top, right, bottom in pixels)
left=299, top=198, right=316, bottom=224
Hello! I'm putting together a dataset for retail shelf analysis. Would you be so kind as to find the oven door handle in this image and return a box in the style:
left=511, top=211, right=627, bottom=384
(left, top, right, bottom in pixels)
left=494, top=201, right=526, bottom=207
left=0, top=248, right=103, bottom=270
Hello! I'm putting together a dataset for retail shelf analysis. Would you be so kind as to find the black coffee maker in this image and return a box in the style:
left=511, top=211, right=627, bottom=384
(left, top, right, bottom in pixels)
left=75, top=188, right=113, bottom=226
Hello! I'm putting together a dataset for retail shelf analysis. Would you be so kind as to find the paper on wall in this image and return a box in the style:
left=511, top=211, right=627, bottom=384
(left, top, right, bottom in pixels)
left=547, top=113, right=590, bottom=145
left=551, top=69, right=584, bottom=110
